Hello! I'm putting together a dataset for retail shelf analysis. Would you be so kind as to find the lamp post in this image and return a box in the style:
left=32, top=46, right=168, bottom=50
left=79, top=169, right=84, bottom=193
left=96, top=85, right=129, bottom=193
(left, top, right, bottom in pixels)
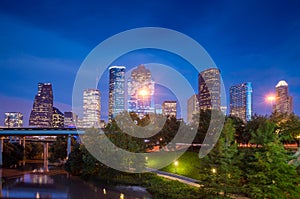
left=174, top=160, right=179, bottom=173
left=266, top=94, right=276, bottom=113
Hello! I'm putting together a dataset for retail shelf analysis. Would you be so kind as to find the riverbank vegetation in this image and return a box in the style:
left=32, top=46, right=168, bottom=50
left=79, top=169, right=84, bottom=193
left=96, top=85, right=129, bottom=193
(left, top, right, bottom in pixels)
left=63, top=111, right=300, bottom=198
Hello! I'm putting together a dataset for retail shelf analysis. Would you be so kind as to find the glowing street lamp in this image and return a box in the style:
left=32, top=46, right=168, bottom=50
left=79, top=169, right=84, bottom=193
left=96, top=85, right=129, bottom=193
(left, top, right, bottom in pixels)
left=211, top=168, right=217, bottom=174
left=266, top=94, right=276, bottom=104
left=174, top=160, right=179, bottom=173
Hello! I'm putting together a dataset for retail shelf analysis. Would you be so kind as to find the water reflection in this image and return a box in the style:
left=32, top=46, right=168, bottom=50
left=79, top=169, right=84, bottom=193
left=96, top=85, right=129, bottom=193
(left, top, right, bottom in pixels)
left=1, top=170, right=152, bottom=199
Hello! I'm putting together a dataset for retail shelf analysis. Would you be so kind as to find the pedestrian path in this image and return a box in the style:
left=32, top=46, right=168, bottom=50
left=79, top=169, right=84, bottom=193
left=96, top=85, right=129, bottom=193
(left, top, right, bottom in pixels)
left=147, top=168, right=201, bottom=188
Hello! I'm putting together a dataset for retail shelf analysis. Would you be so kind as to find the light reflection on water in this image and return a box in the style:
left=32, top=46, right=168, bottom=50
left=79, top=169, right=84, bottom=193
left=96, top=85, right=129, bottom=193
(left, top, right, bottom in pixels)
left=1, top=170, right=152, bottom=199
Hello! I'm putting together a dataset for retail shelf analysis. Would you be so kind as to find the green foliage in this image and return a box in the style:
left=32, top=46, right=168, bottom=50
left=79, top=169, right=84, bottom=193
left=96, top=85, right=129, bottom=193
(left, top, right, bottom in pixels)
left=49, top=136, right=67, bottom=162
left=160, top=151, right=202, bottom=180
left=199, top=118, right=242, bottom=195
left=245, top=141, right=300, bottom=198
left=271, top=113, right=300, bottom=144
left=250, top=120, right=276, bottom=147
left=143, top=174, right=229, bottom=199
left=3, top=142, right=24, bottom=168
left=25, top=142, right=43, bottom=159
left=64, top=143, right=83, bottom=175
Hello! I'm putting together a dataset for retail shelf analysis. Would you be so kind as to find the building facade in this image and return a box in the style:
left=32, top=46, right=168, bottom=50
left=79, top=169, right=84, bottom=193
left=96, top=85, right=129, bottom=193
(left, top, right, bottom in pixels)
left=273, top=80, right=293, bottom=115
left=187, top=94, right=199, bottom=123
left=83, top=89, right=101, bottom=128
left=162, top=101, right=177, bottom=118
left=230, top=82, right=253, bottom=122
left=4, top=112, right=23, bottom=127
left=64, top=112, right=78, bottom=128
left=198, top=68, right=221, bottom=110
left=108, top=66, right=126, bottom=121
left=128, top=65, right=155, bottom=117
left=52, top=107, right=64, bottom=128
left=29, top=83, right=53, bottom=127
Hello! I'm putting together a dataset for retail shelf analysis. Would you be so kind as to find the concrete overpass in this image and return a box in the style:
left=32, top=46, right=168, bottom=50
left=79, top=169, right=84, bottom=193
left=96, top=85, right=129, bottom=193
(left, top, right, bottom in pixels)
left=0, top=128, right=86, bottom=171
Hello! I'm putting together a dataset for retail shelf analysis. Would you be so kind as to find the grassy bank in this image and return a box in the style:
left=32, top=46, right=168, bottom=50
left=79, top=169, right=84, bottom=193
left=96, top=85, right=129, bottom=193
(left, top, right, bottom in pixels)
left=147, top=151, right=202, bottom=180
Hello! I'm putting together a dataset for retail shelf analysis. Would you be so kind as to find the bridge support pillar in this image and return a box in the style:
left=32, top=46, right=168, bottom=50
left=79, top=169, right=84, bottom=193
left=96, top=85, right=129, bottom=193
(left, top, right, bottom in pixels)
left=43, top=142, right=49, bottom=172
left=67, top=134, right=71, bottom=158
left=0, top=137, right=3, bottom=167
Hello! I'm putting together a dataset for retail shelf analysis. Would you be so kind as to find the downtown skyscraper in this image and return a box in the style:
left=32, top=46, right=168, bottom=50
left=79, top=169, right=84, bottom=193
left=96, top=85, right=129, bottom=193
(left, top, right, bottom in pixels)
left=83, top=89, right=101, bottom=128
left=230, top=82, right=253, bottom=123
left=162, top=101, right=177, bottom=118
left=29, top=83, right=53, bottom=127
left=198, top=68, right=221, bottom=110
left=187, top=94, right=199, bottom=123
left=4, top=112, right=23, bottom=127
left=108, top=66, right=125, bottom=121
left=128, top=65, right=155, bottom=117
left=273, top=80, right=293, bottom=115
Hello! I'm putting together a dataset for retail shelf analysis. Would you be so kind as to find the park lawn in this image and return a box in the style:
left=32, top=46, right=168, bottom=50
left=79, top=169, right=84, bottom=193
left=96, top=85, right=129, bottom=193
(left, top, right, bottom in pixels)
left=147, top=151, right=202, bottom=181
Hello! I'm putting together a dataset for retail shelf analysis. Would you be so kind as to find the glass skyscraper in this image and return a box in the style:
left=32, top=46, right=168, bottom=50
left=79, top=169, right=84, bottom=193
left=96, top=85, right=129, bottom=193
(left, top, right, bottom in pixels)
left=187, top=94, right=199, bottom=123
left=52, top=107, right=64, bottom=128
left=29, top=83, right=53, bottom=127
left=230, top=82, right=253, bottom=122
left=4, top=112, right=23, bottom=127
left=64, top=112, right=78, bottom=128
left=273, top=80, right=293, bottom=115
left=198, top=68, right=221, bottom=110
left=83, top=89, right=101, bottom=128
left=108, top=66, right=125, bottom=121
left=127, top=65, right=155, bottom=117
left=162, top=101, right=177, bottom=118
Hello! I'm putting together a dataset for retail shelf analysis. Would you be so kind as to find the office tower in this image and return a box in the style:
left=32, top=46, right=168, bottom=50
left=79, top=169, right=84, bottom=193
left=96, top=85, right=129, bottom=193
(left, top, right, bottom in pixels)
left=273, top=80, right=293, bottom=115
left=198, top=68, right=221, bottom=110
left=108, top=66, right=126, bottom=121
left=4, top=112, right=23, bottom=127
left=83, top=89, right=101, bottom=128
left=52, top=107, right=64, bottom=128
left=29, top=83, right=53, bottom=127
left=187, top=94, right=199, bottom=123
left=64, top=112, right=78, bottom=128
left=162, top=101, right=177, bottom=118
left=230, top=82, right=253, bottom=123
left=128, top=65, right=155, bottom=117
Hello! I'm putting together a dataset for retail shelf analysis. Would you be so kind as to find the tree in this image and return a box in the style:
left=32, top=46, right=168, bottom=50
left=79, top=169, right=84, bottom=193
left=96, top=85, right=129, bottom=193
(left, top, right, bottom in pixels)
left=64, top=143, right=83, bottom=175
left=199, top=118, right=242, bottom=195
left=3, top=142, right=24, bottom=168
left=271, top=113, right=300, bottom=145
left=250, top=120, right=276, bottom=147
left=25, top=143, right=43, bottom=159
left=245, top=140, right=300, bottom=198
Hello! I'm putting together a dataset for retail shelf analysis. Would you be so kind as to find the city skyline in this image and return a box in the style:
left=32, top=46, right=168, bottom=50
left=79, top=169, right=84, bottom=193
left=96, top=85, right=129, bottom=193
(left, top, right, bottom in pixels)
left=0, top=1, right=299, bottom=125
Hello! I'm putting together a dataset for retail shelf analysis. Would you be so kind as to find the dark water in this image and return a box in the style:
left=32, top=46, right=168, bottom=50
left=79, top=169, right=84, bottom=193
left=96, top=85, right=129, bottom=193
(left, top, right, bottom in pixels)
left=0, top=168, right=152, bottom=199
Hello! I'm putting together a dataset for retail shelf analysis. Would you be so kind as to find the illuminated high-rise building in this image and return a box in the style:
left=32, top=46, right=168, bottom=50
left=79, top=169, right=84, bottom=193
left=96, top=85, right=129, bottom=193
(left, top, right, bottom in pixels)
left=198, top=68, right=221, bottom=110
left=230, top=82, right=253, bottom=123
left=83, top=89, right=101, bottom=128
left=162, top=101, right=177, bottom=118
left=64, top=112, right=78, bottom=128
left=29, top=83, right=53, bottom=127
left=187, top=94, right=199, bottom=123
left=52, top=107, right=64, bottom=128
left=109, top=66, right=125, bottom=121
left=4, top=112, right=23, bottom=127
left=273, top=80, right=293, bottom=115
left=128, top=65, right=155, bottom=116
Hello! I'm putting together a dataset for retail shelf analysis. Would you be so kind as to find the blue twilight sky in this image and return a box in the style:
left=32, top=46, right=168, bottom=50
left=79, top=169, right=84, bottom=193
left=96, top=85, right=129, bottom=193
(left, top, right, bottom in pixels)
left=0, top=0, right=299, bottom=125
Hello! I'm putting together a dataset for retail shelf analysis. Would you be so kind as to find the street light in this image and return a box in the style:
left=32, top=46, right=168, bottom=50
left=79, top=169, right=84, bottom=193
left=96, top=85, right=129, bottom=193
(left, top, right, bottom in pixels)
left=174, top=160, right=179, bottom=173
left=266, top=94, right=276, bottom=105
left=211, top=168, right=217, bottom=174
